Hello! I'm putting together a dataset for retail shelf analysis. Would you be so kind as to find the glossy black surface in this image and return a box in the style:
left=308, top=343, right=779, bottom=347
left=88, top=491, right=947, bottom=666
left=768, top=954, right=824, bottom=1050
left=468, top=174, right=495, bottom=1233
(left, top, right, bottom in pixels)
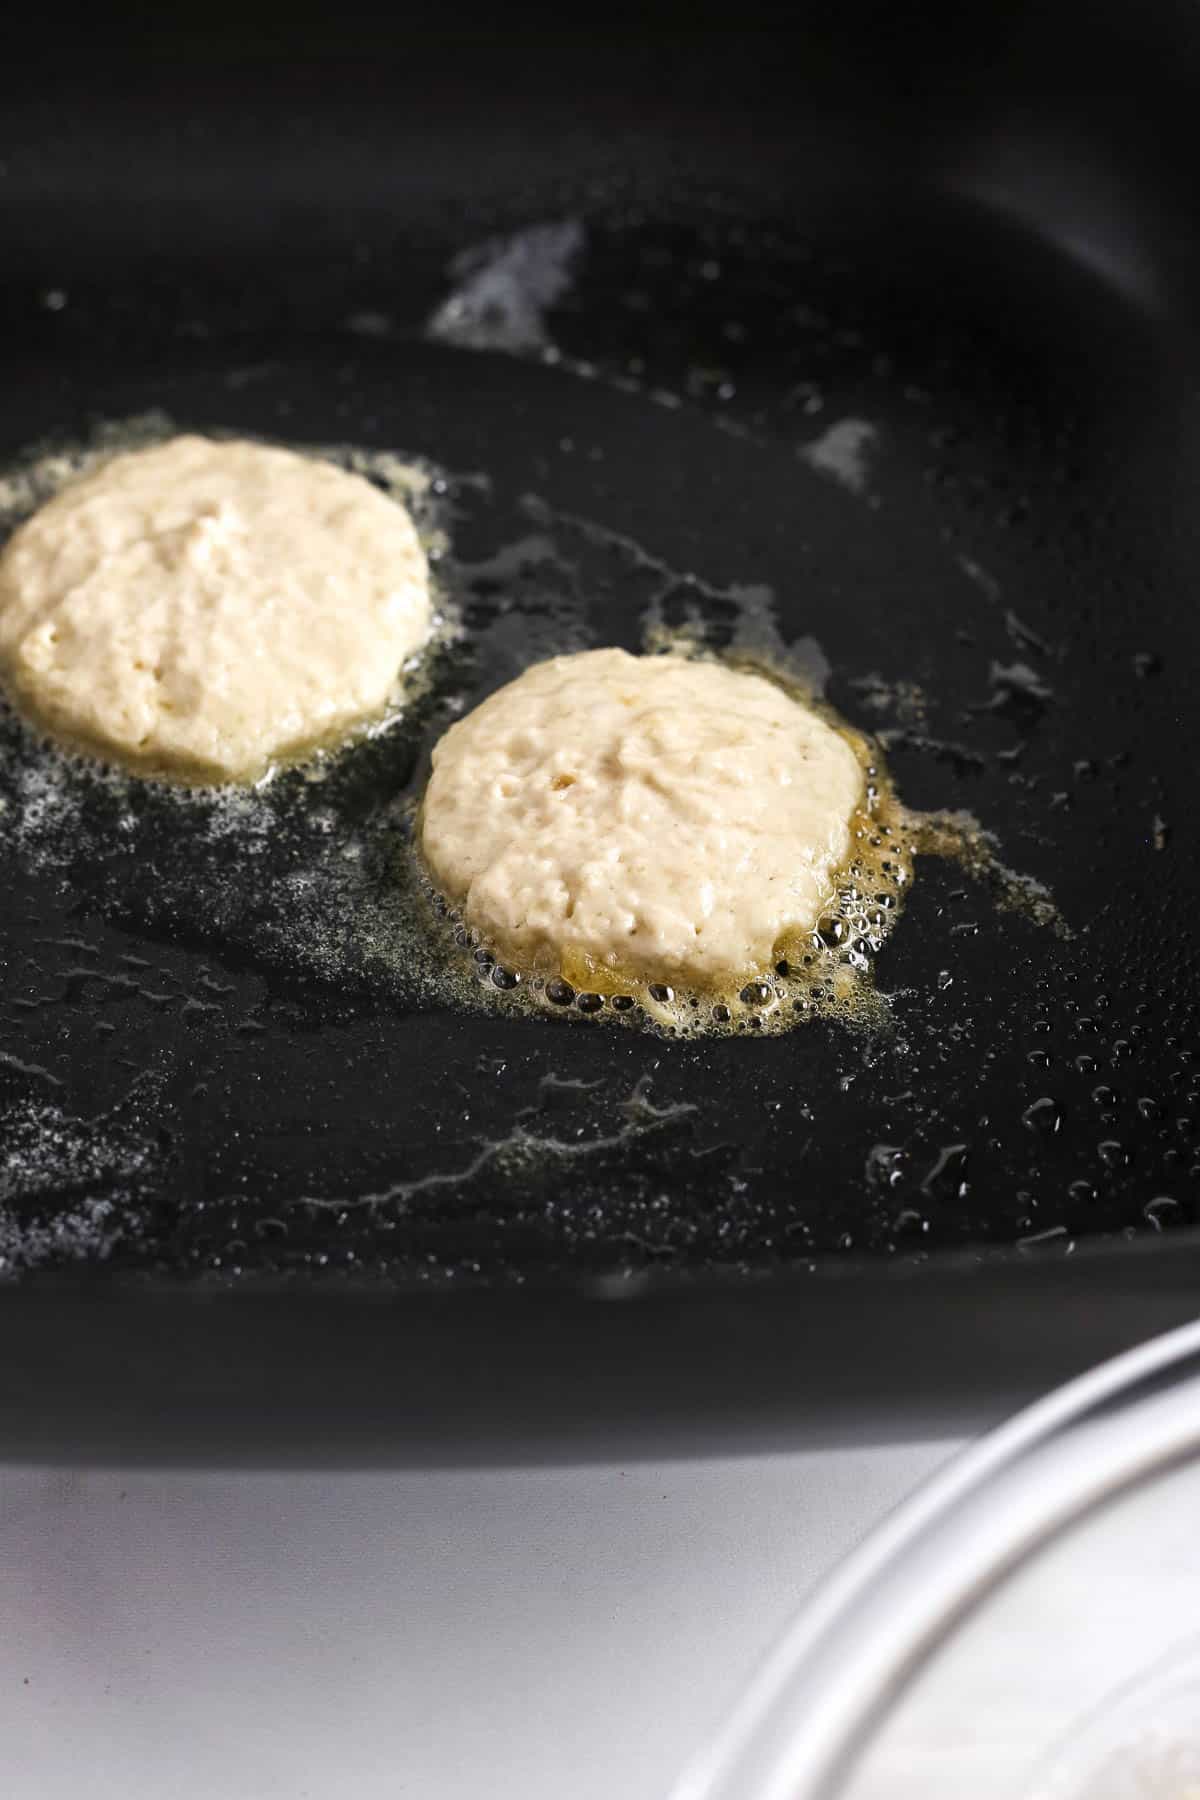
left=0, top=6, right=1198, bottom=1448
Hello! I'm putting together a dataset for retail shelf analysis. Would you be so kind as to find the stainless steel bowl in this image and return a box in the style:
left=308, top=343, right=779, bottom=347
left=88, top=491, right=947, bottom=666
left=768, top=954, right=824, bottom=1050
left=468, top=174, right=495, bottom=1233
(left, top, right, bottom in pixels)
left=674, top=1322, right=1200, bottom=1800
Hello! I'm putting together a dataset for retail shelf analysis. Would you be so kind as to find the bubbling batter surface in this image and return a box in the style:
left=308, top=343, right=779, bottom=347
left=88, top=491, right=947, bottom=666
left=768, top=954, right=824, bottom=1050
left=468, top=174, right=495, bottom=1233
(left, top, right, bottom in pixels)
left=421, top=647, right=866, bottom=994
left=0, top=435, right=433, bottom=784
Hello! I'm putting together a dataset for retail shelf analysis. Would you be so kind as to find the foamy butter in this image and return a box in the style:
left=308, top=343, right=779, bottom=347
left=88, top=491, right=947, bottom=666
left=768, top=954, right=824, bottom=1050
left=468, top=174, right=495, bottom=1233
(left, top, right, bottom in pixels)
left=420, top=647, right=914, bottom=1038
left=0, top=427, right=442, bottom=785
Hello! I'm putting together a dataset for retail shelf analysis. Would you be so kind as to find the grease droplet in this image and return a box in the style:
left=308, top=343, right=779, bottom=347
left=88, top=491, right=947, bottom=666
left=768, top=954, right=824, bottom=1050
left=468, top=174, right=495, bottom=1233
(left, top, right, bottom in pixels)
left=1023, top=1097, right=1062, bottom=1135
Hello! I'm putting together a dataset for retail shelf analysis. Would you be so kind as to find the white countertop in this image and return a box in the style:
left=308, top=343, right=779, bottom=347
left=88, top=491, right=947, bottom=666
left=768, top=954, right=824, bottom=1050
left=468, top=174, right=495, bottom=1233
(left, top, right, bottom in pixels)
left=0, top=1441, right=960, bottom=1799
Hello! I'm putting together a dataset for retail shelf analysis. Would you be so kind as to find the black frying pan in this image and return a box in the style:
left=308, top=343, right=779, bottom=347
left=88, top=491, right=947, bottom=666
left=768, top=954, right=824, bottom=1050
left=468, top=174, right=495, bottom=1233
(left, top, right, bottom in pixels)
left=1, top=4, right=1198, bottom=1461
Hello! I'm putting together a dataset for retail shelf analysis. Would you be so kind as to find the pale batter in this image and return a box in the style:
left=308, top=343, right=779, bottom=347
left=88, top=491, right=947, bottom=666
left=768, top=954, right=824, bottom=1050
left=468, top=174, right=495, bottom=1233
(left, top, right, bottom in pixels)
left=421, top=648, right=865, bottom=991
left=0, top=435, right=432, bottom=782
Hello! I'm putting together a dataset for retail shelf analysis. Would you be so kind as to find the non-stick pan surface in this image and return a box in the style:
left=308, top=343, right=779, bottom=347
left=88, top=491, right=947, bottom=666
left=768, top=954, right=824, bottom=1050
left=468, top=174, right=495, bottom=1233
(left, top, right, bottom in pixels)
left=0, top=10, right=1198, bottom=1453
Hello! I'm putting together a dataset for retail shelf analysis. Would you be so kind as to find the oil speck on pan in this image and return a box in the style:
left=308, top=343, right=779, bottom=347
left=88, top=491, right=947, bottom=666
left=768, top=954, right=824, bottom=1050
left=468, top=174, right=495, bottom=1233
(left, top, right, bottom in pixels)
left=426, top=220, right=586, bottom=354
left=800, top=418, right=879, bottom=495
left=300, top=1076, right=699, bottom=1216
left=0, top=1077, right=167, bottom=1271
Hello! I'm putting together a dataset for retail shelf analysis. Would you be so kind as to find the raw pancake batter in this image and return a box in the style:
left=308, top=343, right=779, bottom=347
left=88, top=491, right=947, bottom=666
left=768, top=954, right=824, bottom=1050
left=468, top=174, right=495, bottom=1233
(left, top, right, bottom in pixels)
left=421, top=647, right=864, bottom=991
left=0, top=435, right=432, bottom=782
